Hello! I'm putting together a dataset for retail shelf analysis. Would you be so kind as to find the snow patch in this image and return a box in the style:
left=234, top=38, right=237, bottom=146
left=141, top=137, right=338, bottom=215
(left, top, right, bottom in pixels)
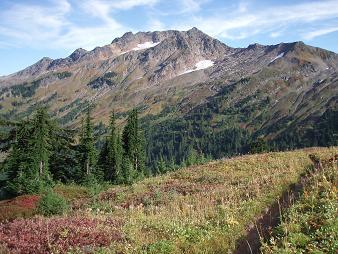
left=132, top=41, right=160, bottom=51
left=181, top=60, right=214, bottom=75
left=117, top=41, right=160, bottom=56
left=270, top=52, right=285, bottom=63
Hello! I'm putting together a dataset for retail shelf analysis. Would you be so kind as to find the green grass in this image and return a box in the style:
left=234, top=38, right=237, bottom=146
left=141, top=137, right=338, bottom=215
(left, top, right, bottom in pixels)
left=53, top=183, right=90, bottom=201
left=89, top=147, right=337, bottom=253
left=261, top=156, right=337, bottom=254
left=0, top=147, right=336, bottom=253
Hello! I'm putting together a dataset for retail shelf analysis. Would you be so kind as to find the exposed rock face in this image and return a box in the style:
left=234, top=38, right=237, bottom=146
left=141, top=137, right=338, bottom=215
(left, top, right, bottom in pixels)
left=0, top=28, right=336, bottom=136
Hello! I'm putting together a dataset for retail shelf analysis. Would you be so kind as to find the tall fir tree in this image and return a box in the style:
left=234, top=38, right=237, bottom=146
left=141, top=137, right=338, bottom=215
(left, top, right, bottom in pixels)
left=49, top=128, right=80, bottom=183
left=5, top=108, right=54, bottom=194
left=29, top=108, right=53, bottom=177
left=78, top=108, right=97, bottom=179
left=155, top=155, right=166, bottom=175
left=98, top=112, right=123, bottom=183
left=122, top=109, right=137, bottom=168
left=122, top=109, right=146, bottom=181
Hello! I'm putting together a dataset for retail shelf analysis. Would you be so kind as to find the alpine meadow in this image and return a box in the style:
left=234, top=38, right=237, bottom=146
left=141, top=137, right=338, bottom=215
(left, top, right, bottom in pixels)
left=0, top=0, right=337, bottom=253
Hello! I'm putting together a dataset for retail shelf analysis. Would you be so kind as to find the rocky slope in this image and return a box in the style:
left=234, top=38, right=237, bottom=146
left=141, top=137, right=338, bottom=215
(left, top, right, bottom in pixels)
left=0, top=28, right=337, bottom=152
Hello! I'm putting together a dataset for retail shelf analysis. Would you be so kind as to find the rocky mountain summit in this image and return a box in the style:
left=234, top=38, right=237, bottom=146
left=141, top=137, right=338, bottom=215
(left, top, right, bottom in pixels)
left=0, top=28, right=337, bottom=147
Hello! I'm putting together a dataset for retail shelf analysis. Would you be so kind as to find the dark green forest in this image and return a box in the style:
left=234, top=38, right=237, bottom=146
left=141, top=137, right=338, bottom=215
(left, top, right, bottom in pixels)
left=142, top=107, right=337, bottom=168
left=0, top=97, right=336, bottom=199
left=142, top=82, right=337, bottom=169
left=0, top=108, right=147, bottom=197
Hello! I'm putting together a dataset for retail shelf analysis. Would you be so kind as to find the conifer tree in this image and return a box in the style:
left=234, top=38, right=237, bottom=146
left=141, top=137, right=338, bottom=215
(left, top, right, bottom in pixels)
left=122, top=109, right=145, bottom=175
left=98, top=112, right=123, bottom=182
left=4, top=123, right=31, bottom=194
left=114, top=133, right=124, bottom=181
left=98, top=137, right=109, bottom=176
left=167, top=157, right=176, bottom=171
left=49, top=128, right=80, bottom=183
left=122, top=109, right=138, bottom=168
left=5, top=108, right=54, bottom=194
left=79, top=108, right=97, bottom=179
left=120, top=157, right=136, bottom=184
left=250, top=137, right=269, bottom=154
left=30, top=108, right=53, bottom=177
left=186, top=147, right=198, bottom=166
left=155, top=155, right=166, bottom=175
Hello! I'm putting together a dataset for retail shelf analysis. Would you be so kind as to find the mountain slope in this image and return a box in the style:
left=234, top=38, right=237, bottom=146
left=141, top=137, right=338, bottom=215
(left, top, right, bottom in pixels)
left=0, top=28, right=337, bottom=163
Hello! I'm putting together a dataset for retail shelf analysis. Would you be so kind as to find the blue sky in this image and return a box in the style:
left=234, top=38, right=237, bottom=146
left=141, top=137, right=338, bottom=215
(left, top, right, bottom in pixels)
left=0, top=0, right=338, bottom=76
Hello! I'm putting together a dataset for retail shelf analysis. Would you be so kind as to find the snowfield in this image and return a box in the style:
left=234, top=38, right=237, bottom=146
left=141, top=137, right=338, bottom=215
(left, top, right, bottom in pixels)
left=182, top=60, right=214, bottom=74
left=270, top=52, right=285, bottom=63
left=118, top=41, right=160, bottom=55
left=133, top=41, right=160, bottom=51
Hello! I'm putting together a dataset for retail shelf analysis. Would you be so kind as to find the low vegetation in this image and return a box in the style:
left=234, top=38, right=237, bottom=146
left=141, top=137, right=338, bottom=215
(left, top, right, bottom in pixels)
left=0, top=147, right=336, bottom=253
left=261, top=155, right=337, bottom=253
left=37, top=191, right=69, bottom=216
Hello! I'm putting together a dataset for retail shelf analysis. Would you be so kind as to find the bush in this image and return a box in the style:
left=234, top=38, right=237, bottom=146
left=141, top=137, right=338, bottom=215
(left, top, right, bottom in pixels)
left=7, top=172, right=53, bottom=196
left=37, top=191, right=69, bottom=216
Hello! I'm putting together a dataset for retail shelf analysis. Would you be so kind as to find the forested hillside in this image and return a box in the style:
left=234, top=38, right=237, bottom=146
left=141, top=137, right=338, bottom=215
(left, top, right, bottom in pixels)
left=0, top=29, right=336, bottom=170
left=0, top=108, right=147, bottom=198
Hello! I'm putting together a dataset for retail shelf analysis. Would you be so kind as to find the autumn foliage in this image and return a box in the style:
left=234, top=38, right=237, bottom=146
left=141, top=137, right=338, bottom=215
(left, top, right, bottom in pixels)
left=0, top=195, right=39, bottom=222
left=0, top=216, right=124, bottom=253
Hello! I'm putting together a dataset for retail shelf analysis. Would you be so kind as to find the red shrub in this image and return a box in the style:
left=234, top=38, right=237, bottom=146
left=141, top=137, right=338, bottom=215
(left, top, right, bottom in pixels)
left=0, top=216, right=124, bottom=253
left=12, top=195, right=40, bottom=209
left=0, top=195, right=40, bottom=222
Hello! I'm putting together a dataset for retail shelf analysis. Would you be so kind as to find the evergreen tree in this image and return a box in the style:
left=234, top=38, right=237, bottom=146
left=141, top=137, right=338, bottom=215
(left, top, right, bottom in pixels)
left=78, top=108, right=97, bottom=179
left=122, top=109, right=138, bottom=168
left=98, top=112, right=123, bottom=183
left=250, top=137, right=269, bottom=154
left=49, top=128, right=80, bottom=183
left=4, top=108, right=54, bottom=194
left=186, top=147, right=198, bottom=166
left=114, top=133, right=124, bottom=181
left=137, top=131, right=147, bottom=175
left=155, top=155, right=166, bottom=175
left=29, top=108, right=53, bottom=177
left=167, top=157, right=177, bottom=171
left=97, top=137, right=109, bottom=176
left=122, top=109, right=146, bottom=179
left=118, top=157, right=137, bottom=185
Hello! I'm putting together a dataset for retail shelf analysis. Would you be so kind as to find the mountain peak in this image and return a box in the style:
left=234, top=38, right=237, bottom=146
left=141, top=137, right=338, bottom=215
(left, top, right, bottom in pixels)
left=247, top=43, right=265, bottom=50
left=11, top=56, right=53, bottom=78
left=39, top=57, right=53, bottom=62
left=188, top=27, right=201, bottom=32
left=111, top=31, right=134, bottom=44
left=186, top=27, right=208, bottom=37
left=69, top=48, right=88, bottom=61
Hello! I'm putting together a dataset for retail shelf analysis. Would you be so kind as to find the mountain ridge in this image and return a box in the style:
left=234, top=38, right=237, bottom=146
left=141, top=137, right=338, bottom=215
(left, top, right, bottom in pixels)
left=0, top=28, right=336, bottom=163
left=1, top=28, right=336, bottom=82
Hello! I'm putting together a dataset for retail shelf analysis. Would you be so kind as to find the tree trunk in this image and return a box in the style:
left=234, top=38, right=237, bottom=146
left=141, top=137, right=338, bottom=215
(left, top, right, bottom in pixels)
left=40, top=161, right=43, bottom=176
left=86, top=160, right=90, bottom=175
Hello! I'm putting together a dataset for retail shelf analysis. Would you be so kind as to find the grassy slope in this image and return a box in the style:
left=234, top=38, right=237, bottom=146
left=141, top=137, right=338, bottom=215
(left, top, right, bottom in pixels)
left=261, top=154, right=337, bottom=254
left=0, top=147, right=337, bottom=253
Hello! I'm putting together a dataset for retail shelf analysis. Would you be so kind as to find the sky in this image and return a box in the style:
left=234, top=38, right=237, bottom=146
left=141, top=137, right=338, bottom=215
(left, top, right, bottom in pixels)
left=0, top=0, right=338, bottom=76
